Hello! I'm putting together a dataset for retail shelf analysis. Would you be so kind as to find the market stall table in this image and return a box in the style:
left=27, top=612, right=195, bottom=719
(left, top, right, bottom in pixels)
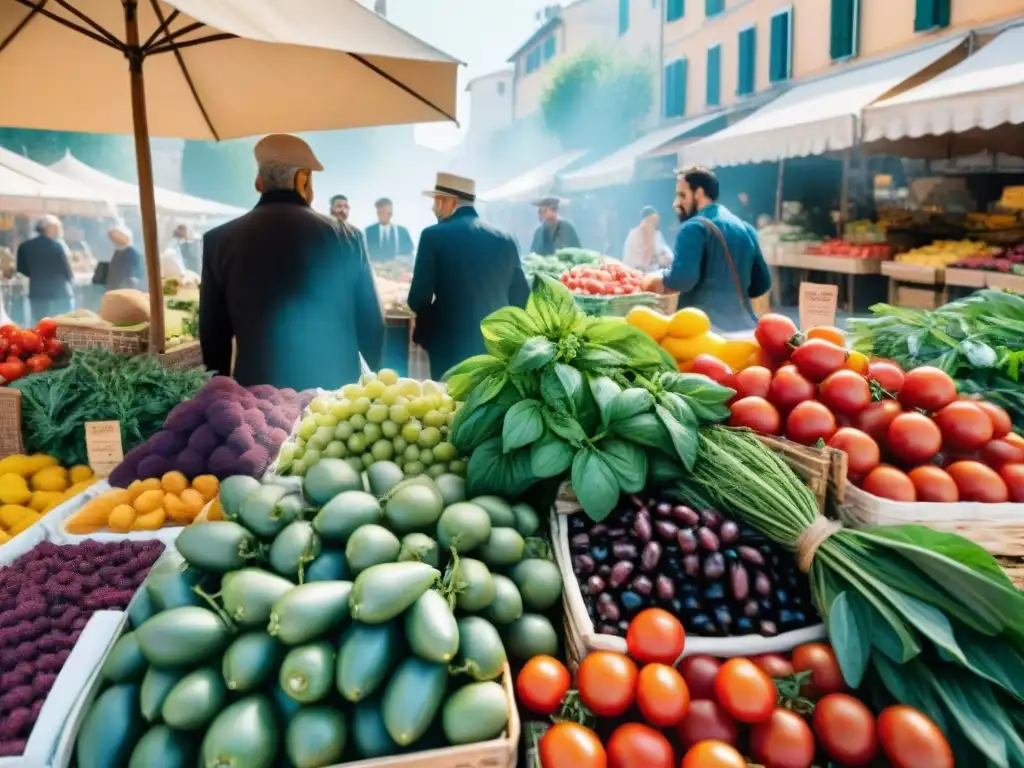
left=764, top=248, right=886, bottom=312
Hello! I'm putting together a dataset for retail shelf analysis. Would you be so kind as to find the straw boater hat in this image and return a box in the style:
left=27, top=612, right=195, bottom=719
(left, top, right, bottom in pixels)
left=424, top=172, right=476, bottom=202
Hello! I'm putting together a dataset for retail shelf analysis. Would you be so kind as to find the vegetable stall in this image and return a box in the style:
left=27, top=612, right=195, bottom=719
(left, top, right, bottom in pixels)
left=0, top=276, right=1022, bottom=767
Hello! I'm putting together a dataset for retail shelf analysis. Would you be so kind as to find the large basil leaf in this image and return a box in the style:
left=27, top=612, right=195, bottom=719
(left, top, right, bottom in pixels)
left=588, top=375, right=622, bottom=426
left=659, top=372, right=736, bottom=423
left=609, top=412, right=671, bottom=453
left=481, top=306, right=540, bottom=359
left=508, top=337, right=558, bottom=374
left=540, top=366, right=571, bottom=412
left=526, top=274, right=579, bottom=336
left=953, top=625, right=1024, bottom=702
left=530, top=431, right=575, bottom=479
left=605, top=388, right=655, bottom=425
left=571, top=447, right=620, bottom=521
left=572, top=343, right=633, bottom=373
left=543, top=408, right=588, bottom=447
left=584, top=319, right=676, bottom=371
left=598, top=438, right=648, bottom=494
left=554, top=363, right=586, bottom=414
left=449, top=400, right=507, bottom=452
left=648, top=452, right=686, bottom=485
left=655, top=397, right=698, bottom=469
left=827, top=591, right=872, bottom=689
left=509, top=371, right=542, bottom=400
left=444, top=355, right=506, bottom=401
left=467, top=437, right=536, bottom=498
left=502, top=399, right=545, bottom=453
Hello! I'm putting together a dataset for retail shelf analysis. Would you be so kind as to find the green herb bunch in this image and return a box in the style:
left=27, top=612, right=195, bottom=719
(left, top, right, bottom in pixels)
left=677, top=426, right=1024, bottom=767
left=443, top=275, right=734, bottom=519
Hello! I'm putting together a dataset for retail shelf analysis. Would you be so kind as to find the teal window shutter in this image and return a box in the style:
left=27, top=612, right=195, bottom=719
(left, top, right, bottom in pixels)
left=679, top=59, right=688, bottom=116
left=737, top=26, right=756, bottom=96
left=769, top=9, right=792, bottom=83
left=619, top=0, right=630, bottom=35
left=706, top=45, right=721, bottom=107
left=543, top=35, right=556, bottom=60
left=830, top=0, right=858, bottom=59
left=667, top=0, right=685, bottom=22
left=915, top=0, right=950, bottom=31
left=664, top=59, right=688, bottom=117
left=705, top=0, right=724, bottom=17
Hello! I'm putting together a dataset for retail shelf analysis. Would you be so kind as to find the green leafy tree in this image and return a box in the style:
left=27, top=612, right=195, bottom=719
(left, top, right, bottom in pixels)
left=0, top=128, right=136, bottom=179
left=180, top=139, right=258, bottom=208
left=539, top=46, right=654, bottom=151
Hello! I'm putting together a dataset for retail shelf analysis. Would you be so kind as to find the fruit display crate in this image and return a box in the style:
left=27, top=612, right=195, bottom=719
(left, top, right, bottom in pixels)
left=0, top=387, right=23, bottom=460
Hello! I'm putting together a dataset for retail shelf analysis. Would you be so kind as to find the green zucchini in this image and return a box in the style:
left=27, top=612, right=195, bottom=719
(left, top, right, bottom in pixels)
left=335, top=621, right=400, bottom=702
left=101, top=630, right=146, bottom=684
left=509, top=558, right=563, bottom=611
left=455, top=558, right=495, bottom=612
left=351, top=696, right=402, bottom=759
left=345, top=524, right=401, bottom=574
left=404, top=589, right=460, bottom=664
left=222, top=632, right=282, bottom=692
left=454, top=616, right=507, bottom=681
left=484, top=575, right=524, bottom=625
left=267, top=580, right=352, bottom=645
left=75, top=683, right=144, bottom=768
left=312, top=490, right=382, bottom=543
left=381, top=657, right=449, bottom=746
left=305, top=549, right=350, bottom=582
left=506, top=613, right=559, bottom=659
left=175, top=521, right=258, bottom=573
left=136, top=607, right=230, bottom=668
left=200, top=695, right=279, bottom=768
left=161, top=667, right=226, bottom=730
left=469, top=495, right=517, bottom=527
left=436, top=502, right=492, bottom=551
left=349, top=561, right=439, bottom=624
left=477, top=527, right=526, bottom=568
left=218, top=475, right=262, bottom=520
left=268, top=521, right=321, bottom=581
left=279, top=642, right=335, bottom=703
left=285, top=707, right=348, bottom=768
left=397, top=532, right=440, bottom=568
left=140, top=666, right=187, bottom=722
left=236, top=484, right=291, bottom=538
left=383, top=479, right=445, bottom=533
left=128, top=724, right=198, bottom=768
left=221, top=568, right=294, bottom=628
left=443, top=681, right=509, bottom=744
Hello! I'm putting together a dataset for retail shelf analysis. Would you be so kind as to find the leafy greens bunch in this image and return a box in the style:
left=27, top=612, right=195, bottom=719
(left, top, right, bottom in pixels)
left=677, top=426, right=1024, bottom=767
left=444, top=275, right=733, bottom=519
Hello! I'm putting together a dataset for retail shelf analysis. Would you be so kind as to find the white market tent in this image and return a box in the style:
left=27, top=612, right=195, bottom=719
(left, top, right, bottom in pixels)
left=0, top=145, right=114, bottom=216
left=862, top=25, right=1024, bottom=157
left=478, top=150, right=587, bottom=204
left=50, top=152, right=245, bottom=218
left=682, top=36, right=968, bottom=167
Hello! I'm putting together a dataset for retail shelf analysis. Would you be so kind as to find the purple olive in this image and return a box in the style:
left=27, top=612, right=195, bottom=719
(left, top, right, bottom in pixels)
left=683, top=554, right=701, bottom=577
left=699, top=509, right=723, bottom=528
left=703, top=552, right=726, bottom=580
left=632, top=512, right=652, bottom=541
left=628, top=494, right=645, bottom=509
left=655, top=501, right=673, bottom=517
left=759, top=620, right=779, bottom=637
left=572, top=555, right=596, bottom=575
left=570, top=533, right=590, bottom=551
left=676, top=529, right=698, bottom=554
left=743, top=599, right=760, bottom=618
left=738, top=546, right=766, bottom=566
left=656, top=575, right=675, bottom=601
left=591, top=524, right=609, bottom=537
left=607, top=528, right=627, bottom=540
left=719, top=521, right=740, bottom=544
left=598, top=564, right=611, bottom=577
left=754, top=571, right=772, bottom=597
left=632, top=575, right=653, bottom=596
left=596, top=593, right=621, bottom=622
left=654, top=521, right=679, bottom=541
left=586, top=575, right=606, bottom=594
left=640, top=541, right=662, bottom=572
left=672, top=505, right=700, bottom=526
left=730, top=563, right=750, bottom=601
left=612, top=541, right=638, bottom=560
left=696, top=527, right=720, bottom=552
left=609, top=560, right=634, bottom=589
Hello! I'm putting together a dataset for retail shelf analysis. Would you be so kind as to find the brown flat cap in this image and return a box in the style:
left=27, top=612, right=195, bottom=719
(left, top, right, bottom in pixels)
left=254, top=134, right=323, bottom=172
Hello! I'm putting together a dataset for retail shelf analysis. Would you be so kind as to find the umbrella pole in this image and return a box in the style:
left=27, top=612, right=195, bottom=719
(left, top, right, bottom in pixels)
left=124, top=2, right=164, bottom=355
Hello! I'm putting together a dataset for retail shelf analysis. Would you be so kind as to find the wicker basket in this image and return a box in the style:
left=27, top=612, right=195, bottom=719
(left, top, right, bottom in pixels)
left=752, top=434, right=840, bottom=511
left=56, top=323, right=149, bottom=356
left=159, top=340, right=203, bottom=371
left=0, top=388, right=23, bottom=458
left=572, top=292, right=673, bottom=318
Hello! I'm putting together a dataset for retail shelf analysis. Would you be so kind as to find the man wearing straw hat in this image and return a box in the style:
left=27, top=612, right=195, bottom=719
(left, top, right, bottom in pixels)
left=408, top=172, right=529, bottom=379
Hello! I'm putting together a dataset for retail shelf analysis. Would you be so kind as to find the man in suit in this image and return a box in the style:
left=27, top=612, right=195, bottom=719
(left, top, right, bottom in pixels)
left=16, top=215, right=75, bottom=321
left=365, top=197, right=414, bottom=261
left=200, top=134, right=384, bottom=391
left=408, top=172, right=529, bottom=379
left=529, top=196, right=581, bottom=255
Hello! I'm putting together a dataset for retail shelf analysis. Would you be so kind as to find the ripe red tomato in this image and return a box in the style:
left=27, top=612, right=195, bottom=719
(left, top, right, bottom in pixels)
left=680, top=740, right=746, bottom=768
left=818, top=370, right=872, bottom=416
left=867, top=361, right=905, bottom=394
left=636, top=663, right=690, bottom=727
left=43, top=337, right=65, bottom=357
left=1000, top=464, right=1024, bottom=502
left=539, top=722, right=608, bottom=768
left=17, top=330, right=42, bottom=354
left=898, top=367, right=957, bottom=411
left=886, top=412, right=942, bottom=465
left=791, top=642, right=846, bottom=697
left=626, top=608, right=685, bottom=665
left=750, top=708, right=815, bottom=768
left=785, top=401, right=837, bottom=446
left=790, top=339, right=848, bottom=382
left=577, top=651, right=638, bottom=718
left=0, top=324, right=18, bottom=339
left=750, top=653, right=795, bottom=678
left=691, top=354, right=733, bottom=384
left=974, top=400, right=1013, bottom=438
left=907, top=466, right=959, bottom=503
left=0, top=357, right=26, bottom=383
left=755, top=314, right=798, bottom=360
left=714, top=658, right=776, bottom=724
left=733, top=366, right=772, bottom=399
left=933, top=401, right=994, bottom=452
left=676, top=700, right=739, bottom=749
left=35, top=317, right=57, bottom=339
left=677, top=656, right=721, bottom=699
left=24, top=354, right=52, bottom=374
left=979, top=437, right=1024, bottom=467
left=729, top=396, right=782, bottom=435
left=769, top=365, right=816, bottom=412
left=852, top=399, right=902, bottom=442
left=946, top=460, right=1009, bottom=503
left=813, top=693, right=878, bottom=766
left=606, top=723, right=674, bottom=768
left=827, top=428, right=880, bottom=478
left=861, top=465, right=916, bottom=501
left=877, top=705, right=953, bottom=768
left=516, top=655, right=571, bottom=715
left=1006, top=432, right=1024, bottom=451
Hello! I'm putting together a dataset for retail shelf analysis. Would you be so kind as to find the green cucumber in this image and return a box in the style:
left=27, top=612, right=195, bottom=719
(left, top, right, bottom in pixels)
left=101, top=630, right=146, bottom=684
left=335, top=622, right=400, bottom=702
left=443, top=681, right=509, bottom=744
left=175, top=521, right=257, bottom=573
left=454, top=616, right=507, bottom=681
left=434, top=473, right=467, bottom=506
left=397, top=532, right=440, bottom=568
left=351, top=696, right=402, bottom=759
left=136, top=607, right=230, bottom=668
left=236, top=484, right=292, bottom=538
left=127, top=587, right=157, bottom=629
left=509, top=558, right=563, bottom=611
left=349, top=561, right=439, bottom=624
left=280, top=642, right=335, bottom=703
left=268, top=521, right=321, bottom=581
left=366, top=461, right=405, bottom=497
left=512, top=502, right=541, bottom=536
left=484, top=575, right=524, bottom=625
left=218, top=475, right=262, bottom=520
left=345, top=524, right=401, bottom=574
left=312, top=490, right=382, bottom=543
left=456, top=558, right=495, bottom=612
left=285, top=707, right=347, bottom=768
left=140, top=667, right=187, bottom=722
left=305, top=549, right=350, bottom=582
left=469, top=495, right=517, bottom=527
left=162, top=667, right=226, bottom=730
left=381, top=657, right=449, bottom=746
left=145, top=554, right=200, bottom=611
left=267, top=580, right=352, bottom=645
left=383, top=479, right=445, bottom=533
left=75, top=683, right=144, bottom=768
left=200, top=695, right=279, bottom=768
left=222, top=632, right=282, bottom=692
left=478, top=527, right=525, bottom=568
left=436, top=502, right=492, bottom=551
left=221, top=568, right=295, bottom=628
left=304, top=458, right=363, bottom=504
left=506, top=613, right=559, bottom=659
left=404, top=589, right=459, bottom=663
left=128, top=724, right=198, bottom=768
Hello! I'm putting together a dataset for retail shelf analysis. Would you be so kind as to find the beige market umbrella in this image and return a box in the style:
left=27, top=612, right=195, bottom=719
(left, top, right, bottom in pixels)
left=0, top=0, right=459, bottom=350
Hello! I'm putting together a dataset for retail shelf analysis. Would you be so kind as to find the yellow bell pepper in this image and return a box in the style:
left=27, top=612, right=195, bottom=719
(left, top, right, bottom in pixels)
left=666, top=308, right=712, bottom=339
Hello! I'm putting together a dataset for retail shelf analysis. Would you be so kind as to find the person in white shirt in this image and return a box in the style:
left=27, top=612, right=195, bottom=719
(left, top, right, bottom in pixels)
left=623, top=205, right=673, bottom=272
left=364, top=197, right=414, bottom=261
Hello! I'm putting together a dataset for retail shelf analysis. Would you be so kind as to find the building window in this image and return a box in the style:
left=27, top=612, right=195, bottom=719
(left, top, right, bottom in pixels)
left=706, top=44, right=722, bottom=107
left=914, top=0, right=950, bottom=31
left=525, top=47, right=542, bottom=74
left=769, top=7, right=793, bottom=83
left=737, top=26, right=756, bottom=96
left=497, top=81, right=506, bottom=96
left=543, top=34, right=556, bottom=60
left=705, top=0, right=725, bottom=18
left=619, top=0, right=630, bottom=34
left=830, top=0, right=859, bottom=60
left=666, top=0, right=685, bottom=21
left=664, top=58, right=688, bottom=118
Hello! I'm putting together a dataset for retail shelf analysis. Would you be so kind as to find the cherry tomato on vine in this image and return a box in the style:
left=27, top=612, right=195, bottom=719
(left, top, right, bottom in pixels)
left=791, top=642, right=845, bottom=697
left=539, top=722, right=607, bottom=768
left=867, top=361, right=905, bottom=393
left=577, top=651, right=638, bottom=718
left=606, top=723, right=675, bottom=768
left=933, top=401, right=993, bottom=452
left=714, top=658, right=776, bottom=723
left=886, top=412, right=942, bottom=465
left=35, top=317, right=57, bottom=339
left=790, top=339, right=848, bottom=382
left=852, top=399, right=902, bottom=442
left=729, top=396, right=781, bottom=435
left=785, top=401, right=837, bottom=446
left=769, top=365, right=816, bottom=412
left=907, top=465, right=959, bottom=503
left=750, top=653, right=795, bottom=679
left=750, top=708, right=815, bottom=768
left=979, top=437, right=1024, bottom=467
left=676, top=700, right=739, bottom=749
left=861, top=465, right=916, bottom=501
left=626, top=608, right=685, bottom=665
left=691, top=354, right=733, bottom=384
left=733, top=366, right=772, bottom=400
left=819, top=369, right=872, bottom=415
left=515, top=655, right=570, bottom=715
left=813, top=693, right=878, bottom=766
left=827, top=428, right=880, bottom=478
left=898, top=367, right=956, bottom=411
left=1000, top=463, right=1024, bottom=502
left=975, top=400, right=1013, bottom=438
left=677, top=656, right=721, bottom=700
left=755, top=314, right=798, bottom=360
left=877, top=705, right=953, bottom=768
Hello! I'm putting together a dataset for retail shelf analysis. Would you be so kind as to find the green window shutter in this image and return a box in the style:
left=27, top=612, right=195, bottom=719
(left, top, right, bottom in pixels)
left=543, top=35, right=556, bottom=60
left=619, top=0, right=630, bottom=35
left=706, top=45, right=721, bottom=107
left=705, top=0, right=724, bottom=17
left=664, top=61, right=677, bottom=117
left=830, top=0, right=858, bottom=60
left=667, top=0, right=685, bottom=22
left=665, top=59, right=688, bottom=117
left=915, top=0, right=950, bottom=31
left=737, top=26, right=756, bottom=96
left=679, top=59, right=688, bottom=116
left=769, top=10, right=792, bottom=83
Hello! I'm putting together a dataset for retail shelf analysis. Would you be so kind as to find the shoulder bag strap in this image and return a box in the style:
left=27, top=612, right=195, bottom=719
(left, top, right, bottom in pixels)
left=697, top=218, right=749, bottom=310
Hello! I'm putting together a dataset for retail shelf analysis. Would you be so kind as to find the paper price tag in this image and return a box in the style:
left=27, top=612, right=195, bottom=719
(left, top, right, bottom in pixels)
left=798, top=282, right=839, bottom=331
left=85, top=421, right=124, bottom=477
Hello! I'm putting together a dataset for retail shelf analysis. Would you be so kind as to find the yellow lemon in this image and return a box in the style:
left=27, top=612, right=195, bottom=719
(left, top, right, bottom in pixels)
left=624, top=306, right=670, bottom=341
left=667, top=307, right=712, bottom=339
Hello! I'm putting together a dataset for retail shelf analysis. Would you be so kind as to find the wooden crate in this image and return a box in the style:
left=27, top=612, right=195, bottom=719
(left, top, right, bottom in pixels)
left=56, top=323, right=148, bottom=356
left=158, top=340, right=203, bottom=371
left=985, top=272, right=1024, bottom=292
left=889, top=283, right=947, bottom=309
left=944, top=267, right=987, bottom=288
left=0, top=387, right=23, bottom=458
left=880, top=261, right=942, bottom=284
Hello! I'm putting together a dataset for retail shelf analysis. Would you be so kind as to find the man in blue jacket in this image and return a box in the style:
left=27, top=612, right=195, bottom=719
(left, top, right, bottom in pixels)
left=642, top=166, right=771, bottom=333
left=408, top=172, right=529, bottom=379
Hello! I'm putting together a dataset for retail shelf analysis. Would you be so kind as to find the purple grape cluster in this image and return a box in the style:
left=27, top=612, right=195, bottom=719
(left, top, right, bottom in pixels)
left=0, top=539, right=164, bottom=755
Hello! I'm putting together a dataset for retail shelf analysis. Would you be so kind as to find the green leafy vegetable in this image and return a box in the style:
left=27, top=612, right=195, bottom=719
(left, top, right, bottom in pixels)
left=501, top=400, right=544, bottom=453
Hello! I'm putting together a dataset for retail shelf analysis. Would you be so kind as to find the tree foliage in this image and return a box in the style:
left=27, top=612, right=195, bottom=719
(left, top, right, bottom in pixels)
left=0, top=128, right=136, bottom=180
left=180, top=139, right=257, bottom=208
left=539, top=46, right=654, bottom=150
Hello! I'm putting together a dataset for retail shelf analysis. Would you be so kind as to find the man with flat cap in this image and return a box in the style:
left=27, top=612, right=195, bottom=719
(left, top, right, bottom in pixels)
left=408, top=172, right=529, bottom=379
left=530, top=196, right=581, bottom=256
left=199, top=133, right=384, bottom=391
